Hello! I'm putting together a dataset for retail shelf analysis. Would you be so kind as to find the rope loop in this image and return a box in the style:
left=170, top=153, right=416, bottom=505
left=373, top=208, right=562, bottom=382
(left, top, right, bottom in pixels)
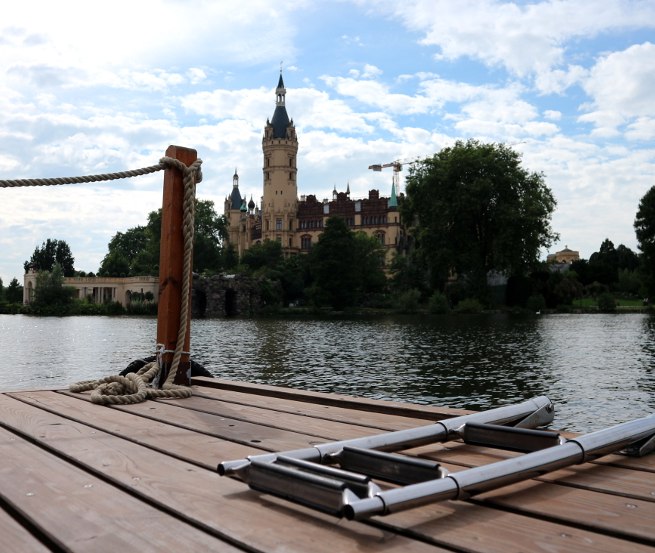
left=70, top=361, right=192, bottom=405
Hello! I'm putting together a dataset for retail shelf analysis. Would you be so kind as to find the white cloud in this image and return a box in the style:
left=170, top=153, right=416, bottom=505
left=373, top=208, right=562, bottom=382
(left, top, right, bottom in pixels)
left=580, top=42, right=655, bottom=137
left=366, top=0, right=655, bottom=92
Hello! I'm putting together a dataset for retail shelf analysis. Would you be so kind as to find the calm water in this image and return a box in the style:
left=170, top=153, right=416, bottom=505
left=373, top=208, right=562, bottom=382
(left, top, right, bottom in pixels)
left=1, top=313, right=654, bottom=432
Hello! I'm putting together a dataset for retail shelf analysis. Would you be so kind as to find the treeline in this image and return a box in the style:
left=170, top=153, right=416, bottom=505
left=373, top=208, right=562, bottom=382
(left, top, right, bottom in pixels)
left=10, top=140, right=655, bottom=315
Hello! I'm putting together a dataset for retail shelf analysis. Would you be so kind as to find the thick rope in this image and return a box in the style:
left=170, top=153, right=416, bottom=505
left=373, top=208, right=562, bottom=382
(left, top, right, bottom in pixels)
left=56, top=155, right=202, bottom=404
left=69, top=362, right=192, bottom=405
left=0, top=163, right=166, bottom=188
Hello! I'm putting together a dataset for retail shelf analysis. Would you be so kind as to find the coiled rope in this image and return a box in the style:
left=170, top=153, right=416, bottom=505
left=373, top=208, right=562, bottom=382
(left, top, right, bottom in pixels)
left=3, top=157, right=203, bottom=404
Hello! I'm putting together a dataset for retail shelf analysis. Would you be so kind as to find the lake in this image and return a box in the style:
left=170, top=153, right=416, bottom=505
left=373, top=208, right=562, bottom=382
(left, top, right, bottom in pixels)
left=1, top=313, right=653, bottom=432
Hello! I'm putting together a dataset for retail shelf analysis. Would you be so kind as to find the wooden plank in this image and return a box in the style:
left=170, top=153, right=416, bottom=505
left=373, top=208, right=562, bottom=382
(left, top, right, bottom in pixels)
left=11, top=390, right=257, bottom=470
left=0, top=509, right=51, bottom=553
left=0, top=426, right=239, bottom=552
left=0, top=393, right=447, bottom=553
left=193, top=377, right=470, bottom=420
left=52, top=388, right=655, bottom=517
left=150, top=393, right=418, bottom=440
left=52, top=389, right=360, bottom=454
left=476, top=478, right=655, bottom=544
left=6, top=393, right=653, bottom=551
left=5, top=392, right=651, bottom=553
left=376, top=498, right=651, bottom=553
left=193, top=384, right=423, bottom=430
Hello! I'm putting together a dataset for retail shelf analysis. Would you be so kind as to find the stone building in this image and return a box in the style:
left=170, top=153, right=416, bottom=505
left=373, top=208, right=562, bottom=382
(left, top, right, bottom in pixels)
left=547, top=246, right=580, bottom=264
left=224, top=74, right=403, bottom=264
left=23, top=267, right=158, bottom=307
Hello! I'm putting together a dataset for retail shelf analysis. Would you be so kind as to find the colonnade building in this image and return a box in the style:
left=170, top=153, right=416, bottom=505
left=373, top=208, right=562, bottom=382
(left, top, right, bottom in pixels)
left=224, top=75, right=403, bottom=264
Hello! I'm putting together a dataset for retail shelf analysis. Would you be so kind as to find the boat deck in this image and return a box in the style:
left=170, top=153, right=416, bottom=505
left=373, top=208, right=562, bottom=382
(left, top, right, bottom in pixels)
left=1, top=377, right=654, bottom=552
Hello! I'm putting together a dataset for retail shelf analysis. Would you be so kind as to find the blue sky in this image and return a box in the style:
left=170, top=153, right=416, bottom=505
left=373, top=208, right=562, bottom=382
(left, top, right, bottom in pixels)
left=1, top=0, right=654, bottom=284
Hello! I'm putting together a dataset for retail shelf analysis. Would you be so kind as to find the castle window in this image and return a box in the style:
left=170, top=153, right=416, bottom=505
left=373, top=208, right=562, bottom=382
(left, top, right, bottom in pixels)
left=276, top=218, right=282, bottom=231
left=375, top=232, right=385, bottom=245
left=301, top=235, right=312, bottom=250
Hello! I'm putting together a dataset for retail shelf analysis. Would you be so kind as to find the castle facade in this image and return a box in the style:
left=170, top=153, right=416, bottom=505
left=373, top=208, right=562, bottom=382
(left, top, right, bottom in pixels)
left=224, top=75, right=403, bottom=264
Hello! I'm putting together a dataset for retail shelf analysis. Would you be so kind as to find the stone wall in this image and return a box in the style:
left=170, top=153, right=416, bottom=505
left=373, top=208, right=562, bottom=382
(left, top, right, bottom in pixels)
left=192, top=274, right=267, bottom=318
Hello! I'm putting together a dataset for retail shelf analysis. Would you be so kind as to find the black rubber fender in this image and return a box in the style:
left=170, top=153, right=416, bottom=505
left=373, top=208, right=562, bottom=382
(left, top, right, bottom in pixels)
left=120, top=355, right=214, bottom=378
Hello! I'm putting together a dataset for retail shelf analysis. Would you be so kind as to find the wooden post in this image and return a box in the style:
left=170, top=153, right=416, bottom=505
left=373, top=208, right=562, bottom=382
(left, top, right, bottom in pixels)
left=156, top=145, right=197, bottom=386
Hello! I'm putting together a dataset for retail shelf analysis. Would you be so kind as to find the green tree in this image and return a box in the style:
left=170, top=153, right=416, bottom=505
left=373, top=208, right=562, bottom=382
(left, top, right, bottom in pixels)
left=6, top=278, right=23, bottom=304
left=278, top=254, right=310, bottom=306
left=241, top=240, right=283, bottom=272
left=24, top=239, right=75, bottom=276
left=588, top=239, right=618, bottom=287
left=402, top=140, right=558, bottom=303
left=32, top=264, right=74, bottom=308
left=99, top=199, right=227, bottom=276
left=309, top=217, right=358, bottom=309
left=635, top=185, right=655, bottom=297
left=352, top=232, right=387, bottom=301
left=0, top=277, right=3, bottom=301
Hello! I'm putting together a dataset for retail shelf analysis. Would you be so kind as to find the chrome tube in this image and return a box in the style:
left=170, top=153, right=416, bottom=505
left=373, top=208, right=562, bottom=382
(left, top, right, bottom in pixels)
left=345, top=413, right=655, bottom=520
left=218, top=396, right=554, bottom=477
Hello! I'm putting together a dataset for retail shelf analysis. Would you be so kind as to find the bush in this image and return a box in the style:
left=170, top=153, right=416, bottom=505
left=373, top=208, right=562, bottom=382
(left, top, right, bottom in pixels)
left=393, top=288, right=421, bottom=313
left=597, top=292, right=617, bottom=313
left=428, top=291, right=449, bottom=314
left=454, top=297, right=483, bottom=314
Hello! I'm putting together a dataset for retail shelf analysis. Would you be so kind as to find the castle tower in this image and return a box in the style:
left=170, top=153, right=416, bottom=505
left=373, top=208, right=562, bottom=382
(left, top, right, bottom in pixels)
left=261, top=73, right=298, bottom=252
left=224, top=169, right=249, bottom=257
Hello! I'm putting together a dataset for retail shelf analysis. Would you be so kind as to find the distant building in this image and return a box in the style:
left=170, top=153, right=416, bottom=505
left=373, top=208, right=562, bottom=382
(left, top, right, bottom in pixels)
left=224, top=74, right=403, bottom=264
left=23, top=267, right=157, bottom=307
left=547, top=246, right=580, bottom=264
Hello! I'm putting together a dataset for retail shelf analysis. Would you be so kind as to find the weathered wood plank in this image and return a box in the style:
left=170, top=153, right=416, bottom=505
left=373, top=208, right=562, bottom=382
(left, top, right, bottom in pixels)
left=0, top=426, right=239, bottom=552
left=0, top=509, right=51, bottom=553
left=7, top=390, right=652, bottom=551
left=53, top=388, right=365, bottom=453
left=0, top=393, right=447, bottom=553
left=193, top=385, right=425, bottom=430
left=192, top=377, right=470, bottom=420
left=154, top=393, right=423, bottom=438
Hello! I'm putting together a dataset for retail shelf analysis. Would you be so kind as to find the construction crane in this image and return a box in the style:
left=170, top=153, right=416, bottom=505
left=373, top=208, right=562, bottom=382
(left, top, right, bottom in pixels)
left=368, top=160, right=403, bottom=195
left=368, top=159, right=416, bottom=195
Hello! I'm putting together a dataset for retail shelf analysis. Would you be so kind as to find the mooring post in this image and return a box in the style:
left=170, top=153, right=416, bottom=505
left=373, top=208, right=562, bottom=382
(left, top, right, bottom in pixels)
left=156, top=145, right=197, bottom=387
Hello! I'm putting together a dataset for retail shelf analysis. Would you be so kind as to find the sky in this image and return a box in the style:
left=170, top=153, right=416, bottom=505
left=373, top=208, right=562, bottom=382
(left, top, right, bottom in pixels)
left=1, top=0, right=654, bottom=284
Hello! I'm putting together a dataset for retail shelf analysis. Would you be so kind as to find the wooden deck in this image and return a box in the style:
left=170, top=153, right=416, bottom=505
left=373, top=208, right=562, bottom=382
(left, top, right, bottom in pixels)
left=1, top=377, right=654, bottom=552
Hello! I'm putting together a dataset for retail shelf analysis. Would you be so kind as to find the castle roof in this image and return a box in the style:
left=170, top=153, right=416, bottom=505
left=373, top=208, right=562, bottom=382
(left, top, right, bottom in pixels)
left=271, top=73, right=291, bottom=139
left=230, top=170, right=242, bottom=209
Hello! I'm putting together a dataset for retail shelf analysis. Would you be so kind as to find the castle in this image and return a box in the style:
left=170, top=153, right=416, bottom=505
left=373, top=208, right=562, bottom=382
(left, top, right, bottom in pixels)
left=224, top=74, right=403, bottom=264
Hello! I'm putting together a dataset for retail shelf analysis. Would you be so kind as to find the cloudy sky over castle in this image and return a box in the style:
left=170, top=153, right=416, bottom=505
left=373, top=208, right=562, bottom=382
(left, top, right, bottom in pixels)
left=1, top=0, right=654, bottom=282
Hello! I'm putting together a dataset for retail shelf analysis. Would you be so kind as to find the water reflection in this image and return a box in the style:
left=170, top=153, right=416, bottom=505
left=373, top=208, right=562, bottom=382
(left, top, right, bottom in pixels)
left=2, top=313, right=653, bottom=432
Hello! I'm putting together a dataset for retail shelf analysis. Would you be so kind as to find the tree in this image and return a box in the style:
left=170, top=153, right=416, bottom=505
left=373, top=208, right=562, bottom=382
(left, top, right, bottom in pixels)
left=0, top=277, right=3, bottom=301
left=98, top=199, right=228, bottom=276
left=241, top=240, right=283, bottom=272
left=402, top=140, right=558, bottom=302
left=6, top=278, right=23, bottom=303
left=309, top=217, right=358, bottom=309
left=32, top=264, right=74, bottom=307
left=24, top=238, right=75, bottom=276
left=635, top=185, right=655, bottom=297
left=352, top=232, right=387, bottom=301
